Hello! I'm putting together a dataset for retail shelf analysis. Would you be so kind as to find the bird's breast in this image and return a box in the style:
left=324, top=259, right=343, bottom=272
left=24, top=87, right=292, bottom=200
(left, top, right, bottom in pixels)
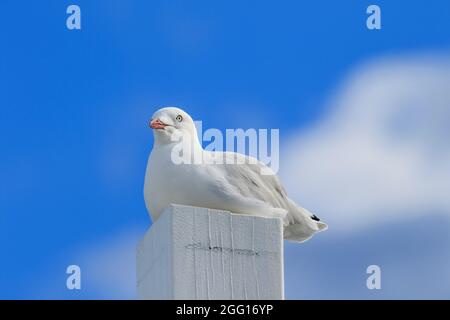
left=144, top=149, right=213, bottom=221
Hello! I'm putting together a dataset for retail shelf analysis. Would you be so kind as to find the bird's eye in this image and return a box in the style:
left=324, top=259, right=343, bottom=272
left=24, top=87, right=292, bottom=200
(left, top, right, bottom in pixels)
left=176, top=115, right=183, bottom=122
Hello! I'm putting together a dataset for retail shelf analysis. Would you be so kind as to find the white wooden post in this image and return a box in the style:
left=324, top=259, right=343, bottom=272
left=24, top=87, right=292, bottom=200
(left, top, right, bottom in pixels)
left=137, top=204, right=284, bottom=300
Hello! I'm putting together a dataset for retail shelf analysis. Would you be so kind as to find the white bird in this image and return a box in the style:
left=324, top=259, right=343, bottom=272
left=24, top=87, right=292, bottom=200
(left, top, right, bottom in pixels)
left=144, top=107, right=327, bottom=242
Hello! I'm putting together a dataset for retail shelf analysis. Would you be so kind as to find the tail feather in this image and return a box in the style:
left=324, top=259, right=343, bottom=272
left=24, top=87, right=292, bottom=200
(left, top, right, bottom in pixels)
left=316, top=220, right=328, bottom=231
left=283, top=199, right=327, bottom=242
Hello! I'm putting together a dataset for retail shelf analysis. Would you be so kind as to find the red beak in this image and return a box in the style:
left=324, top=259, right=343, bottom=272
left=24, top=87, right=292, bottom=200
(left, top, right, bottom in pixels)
left=149, top=119, right=167, bottom=129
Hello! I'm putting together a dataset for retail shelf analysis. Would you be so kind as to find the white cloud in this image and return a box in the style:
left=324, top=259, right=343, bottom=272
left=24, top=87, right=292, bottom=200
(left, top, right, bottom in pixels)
left=75, top=227, right=144, bottom=299
left=280, top=54, right=450, bottom=230
left=23, top=227, right=144, bottom=299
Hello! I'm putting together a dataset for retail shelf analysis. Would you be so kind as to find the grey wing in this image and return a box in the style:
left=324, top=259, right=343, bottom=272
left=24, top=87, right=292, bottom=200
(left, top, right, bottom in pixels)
left=209, top=152, right=327, bottom=241
left=213, top=152, right=290, bottom=211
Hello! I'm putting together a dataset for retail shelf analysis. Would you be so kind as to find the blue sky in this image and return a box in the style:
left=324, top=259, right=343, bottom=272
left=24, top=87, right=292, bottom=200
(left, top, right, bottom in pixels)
left=1, top=0, right=450, bottom=299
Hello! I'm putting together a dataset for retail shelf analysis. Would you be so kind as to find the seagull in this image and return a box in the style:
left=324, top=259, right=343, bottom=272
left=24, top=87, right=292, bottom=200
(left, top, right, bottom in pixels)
left=144, top=107, right=327, bottom=242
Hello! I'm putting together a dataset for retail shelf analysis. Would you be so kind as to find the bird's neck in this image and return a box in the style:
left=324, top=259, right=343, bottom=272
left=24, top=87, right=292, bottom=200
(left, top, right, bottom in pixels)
left=153, top=134, right=204, bottom=164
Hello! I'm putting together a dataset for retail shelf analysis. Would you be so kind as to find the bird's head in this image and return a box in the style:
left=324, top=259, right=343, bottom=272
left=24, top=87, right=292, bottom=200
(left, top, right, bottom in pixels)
left=149, top=107, right=199, bottom=147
